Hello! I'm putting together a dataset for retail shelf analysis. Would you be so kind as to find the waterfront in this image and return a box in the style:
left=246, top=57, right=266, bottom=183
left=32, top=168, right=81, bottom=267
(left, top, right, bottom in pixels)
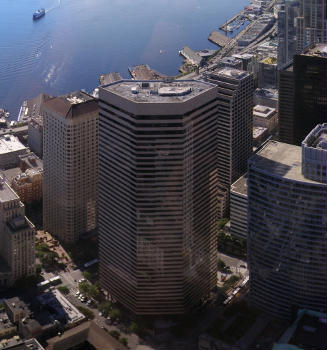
left=0, top=0, right=249, bottom=117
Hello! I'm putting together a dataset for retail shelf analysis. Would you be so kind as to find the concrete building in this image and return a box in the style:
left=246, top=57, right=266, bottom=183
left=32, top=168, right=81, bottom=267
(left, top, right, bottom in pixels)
left=253, top=88, right=278, bottom=108
left=0, top=179, right=35, bottom=288
left=253, top=104, right=278, bottom=132
left=11, top=153, right=43, bottom=204
left=247, top=133, right=327, bottom=319
left=1, top=338, right=45, bottom=350
left=277, top=0, right=300, bottom=67
left=258, top=57, right=278, bottom=88
left=302, top=123, right=327, bottom=183
left=230, top=174, right=248, bottom=240
left=218, top=57, right=243, bottom=70
left=205, top=68, right=253, bottom=217
left=296, top=0, right=327, bottom=52
left=43, top=91, right=98, bottom=244
left=98, top=80, right=219, bottom=315
left=0, top=135, right=27, bottom=170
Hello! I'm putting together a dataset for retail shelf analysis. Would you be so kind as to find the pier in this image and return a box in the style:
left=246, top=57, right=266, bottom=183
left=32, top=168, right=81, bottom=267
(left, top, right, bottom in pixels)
left=179, top=46, right=203, bottom=66
left=128, top=64, right=167, bottom=80
left=208, top=31, right=231, bottom=47
left=99, top=72, right=122, bottom=85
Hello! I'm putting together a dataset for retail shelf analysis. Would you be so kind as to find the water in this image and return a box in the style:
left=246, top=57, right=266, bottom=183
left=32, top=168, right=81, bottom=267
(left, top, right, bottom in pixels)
left=0, top=0, right=248, bottom=118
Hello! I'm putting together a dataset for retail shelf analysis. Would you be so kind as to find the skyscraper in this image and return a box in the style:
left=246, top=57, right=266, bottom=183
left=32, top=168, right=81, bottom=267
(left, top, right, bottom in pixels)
left=98, top=80, right=218, bottom=315
left=277, top=0, right=300, bottom=67
left=279, top=43, right=326, bottom=145
left=205, top=68, right=253, bottom=218
left=296, top=0, right=327, bottom=52
left=247, top=125, right=327, bottom=319
left=0, top=176, right=35, bottom=287
left=43, top=91, right=98, bottom=244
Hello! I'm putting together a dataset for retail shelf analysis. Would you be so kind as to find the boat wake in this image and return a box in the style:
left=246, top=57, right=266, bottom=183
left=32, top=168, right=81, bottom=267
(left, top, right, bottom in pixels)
left=46, top=0, right=61, bottom=13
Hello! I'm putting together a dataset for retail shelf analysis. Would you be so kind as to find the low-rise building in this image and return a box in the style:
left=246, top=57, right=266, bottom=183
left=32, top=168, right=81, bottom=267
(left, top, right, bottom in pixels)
left=11, top=153, right=43, bottom=204
left=230, top=174, right=248, bottom=240
left=1, top=338, right=45, bottom=350
left=0, top=312, right=16, bottom=339
left=4, top=298, right=29, bottom=324
left=254, top=88, right=278, bottom=108
left=253, top=104, right=278, bottom=132
left=253, top=126, right=269, bottom=147
left=0, top=135, right=27, bottom=170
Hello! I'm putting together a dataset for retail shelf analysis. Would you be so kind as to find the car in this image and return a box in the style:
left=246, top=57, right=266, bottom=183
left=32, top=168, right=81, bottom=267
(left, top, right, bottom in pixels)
left=75, top=291, right=80, bottom=296
left=87, top=300, right=92, bottom=305
left=99, top=312, right=102, bottom=317
left=240, top=264, right=247, bottom=268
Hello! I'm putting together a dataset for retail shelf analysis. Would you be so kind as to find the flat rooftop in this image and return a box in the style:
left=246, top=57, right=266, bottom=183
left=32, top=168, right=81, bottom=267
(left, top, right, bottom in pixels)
left=0, top=181, right=19, bottom=203
left=253, top=126, right=268, bottom=138
left=231, top=174, right=248, bottom=196
left=211, top=67, right=250, bottom=80
left=0, top=135, right=26, bottom=155
left=302, top=43, right=327, bottom=58
left=101, top=80, right=215, bottom=103
left=253, top=105, right=276, bottom=118
left=250, top=141, right=325, bottom=184
left=302, top=123, right=327, bottom=150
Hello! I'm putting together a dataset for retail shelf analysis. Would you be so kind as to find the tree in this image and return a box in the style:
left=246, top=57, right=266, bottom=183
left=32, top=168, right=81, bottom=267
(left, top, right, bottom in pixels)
left=128, top=321, right=141, bottom=334
left=83, top=271, right=91, bottom=281
left=77, top=306, right=94, bottom=319
left=217, top=218, right=229, bottom=231
left=217, top=259, right=226, bottom=272
left=58, top=286, right=70, bottom=295
left=119, top=337, right=128, bottom=346
left=35, top=264, right=42, bottom=275
left=79, top=281, right=91, bottom=294
left=110, top=308, right=122, bottom=321
left=109, top=330, right=120, bottom=339
left=98, top=301, right=112, bottom=317
left=88, top=284, right=100, bottom=300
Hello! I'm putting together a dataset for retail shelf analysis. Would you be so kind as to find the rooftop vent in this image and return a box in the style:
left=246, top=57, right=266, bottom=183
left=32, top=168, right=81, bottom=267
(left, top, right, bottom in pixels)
left=131, top=87, right=138, bottom=94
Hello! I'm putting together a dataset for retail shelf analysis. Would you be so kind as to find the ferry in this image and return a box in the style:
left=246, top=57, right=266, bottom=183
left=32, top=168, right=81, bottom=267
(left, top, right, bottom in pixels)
left=33, top=8, right=45, bottom=20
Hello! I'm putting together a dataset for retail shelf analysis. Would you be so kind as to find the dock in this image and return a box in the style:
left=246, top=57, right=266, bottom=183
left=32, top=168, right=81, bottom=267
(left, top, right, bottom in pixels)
left=208, top=31, right=231, bottom=47
left=99, top=72, right=122, bottom=85
left=128, top=64, right=167, bottom=80
left=179, top=46, right=203, bottom=66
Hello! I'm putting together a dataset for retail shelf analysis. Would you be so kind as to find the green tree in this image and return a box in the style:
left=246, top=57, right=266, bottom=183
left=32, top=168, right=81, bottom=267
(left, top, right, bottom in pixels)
left=88, top=284, right=100, bottom=300
left=217, top=218, right=229, bottom=231
left=119, top=337, right=128, bottom=346
left=77, top=306, right=94, bottom=319
left=35, top=264, right=42, bottom=275
left=98, top=301, right=112, bottom=317
left=109, top=330, right=120, bottom=339
left=110, top=308, right=122, bottom=321
left=128, top=321, right=142, bottom=334
left=79, top=281, right=91, bottom=294
left=83, top=270, right=92, bottom=280
left=58, top=286, right=69, bottom=295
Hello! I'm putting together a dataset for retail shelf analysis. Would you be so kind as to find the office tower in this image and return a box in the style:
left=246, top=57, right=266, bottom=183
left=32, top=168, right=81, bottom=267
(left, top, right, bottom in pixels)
left=43, top=92, right=98, bottom=244
left=247, top=125, right=327, bottom=319
left=296, top=0, right=327, bottom=52
left=0, top=176, right=35, bottom=287
left=230, top=174, right=248, bottom=240
left=98, top=80, right=219, bottom=315
left=205, top=68, right=253, bottom=218
left=279, top=43, right=326, bottom=145
left=277, top=0, right=300, bottom=67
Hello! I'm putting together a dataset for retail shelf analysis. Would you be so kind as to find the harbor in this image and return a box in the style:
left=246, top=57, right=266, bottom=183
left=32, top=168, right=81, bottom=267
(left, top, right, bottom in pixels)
left=128, top=64, right=168, bottom=80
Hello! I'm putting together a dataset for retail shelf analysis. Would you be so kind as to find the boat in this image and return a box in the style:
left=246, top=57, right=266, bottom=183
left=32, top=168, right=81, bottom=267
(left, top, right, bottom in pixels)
left=33, top=8, right=45, bottom=20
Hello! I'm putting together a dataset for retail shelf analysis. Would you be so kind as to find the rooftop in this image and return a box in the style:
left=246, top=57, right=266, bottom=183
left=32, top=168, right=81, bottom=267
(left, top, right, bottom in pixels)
left=212, top=67, right=250, bottom=80
left=253, top=126, right=268, bottom=138
left=302, top=123, right=327, bottom=150
left=250, top=141, right=325, bottom=184
left=98, top=72, right=122, bottom=85
left=0, top=180, right=20, bottom=203
left=19, top=153, right=43, bottom=170
left=253, top=104, right=276, bottom=118
left=0, top=135, right=26, bottom=155
left=231, top=174, right=248, bottom=196
left=302, top=43, right=327, bottom=58
left=0, top=338, right=45, bottom=350
left=101, top=80, right=215, bottom=103
left=43, top=91, right=97, bottom=119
